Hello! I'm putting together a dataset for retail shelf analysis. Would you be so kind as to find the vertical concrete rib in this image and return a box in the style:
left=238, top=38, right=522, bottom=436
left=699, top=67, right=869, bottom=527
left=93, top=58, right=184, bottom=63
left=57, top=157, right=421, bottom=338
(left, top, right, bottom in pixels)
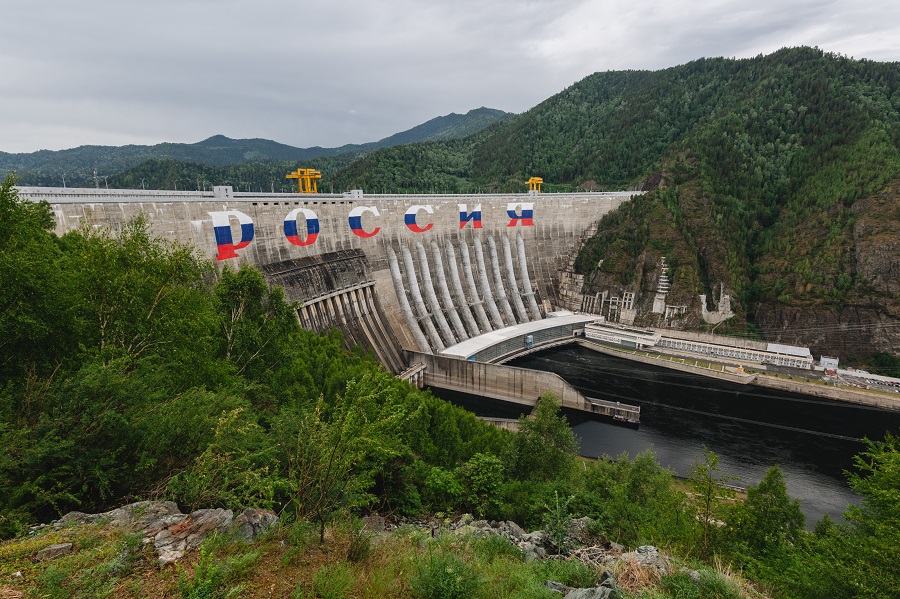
left=473, top=236, right=505, bottom=328
left=459, top=242, right=492, bottom=333
left=347, top=288, right=389, bottom=367
left=444, top=241, right=480, bottom=337
left=401, top=244, right=444, bottom=351
left=487, top=235, right=516, bottom=324
left=517, top=232, right=543, bottom=320
left=430, top=241, right=468, bottom=341
left=502, top=234, right=529, bottom=323
left=416, top=242, right=456, bottom=346
left=362, top=286, right=404, bottom=373
left=387, top=246, right=431, bottom=352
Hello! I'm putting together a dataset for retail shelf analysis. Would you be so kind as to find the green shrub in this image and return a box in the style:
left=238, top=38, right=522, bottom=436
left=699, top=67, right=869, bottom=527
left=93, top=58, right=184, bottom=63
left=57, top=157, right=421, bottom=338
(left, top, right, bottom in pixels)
left=296, top=563, right=355, bottom=599
left=538, top=559, right=598, bottom=588
left=469, top=534, right=523, bottom=563
left=660, top=572, right=701, bottom=598
left=660, top=570, right=742, bottom=599
left=177, top=534, right=259, bottom=599
left=542, top=491, right=573, bottom=554
left=410, top=551, right=480, bottom=599
left=36, top=563, right=71, bottom=599
left=457, top=453, right=504, bottom=518
left=346, top=518, right=374, bottom=563
left=696, top=570, right=742, bottom=599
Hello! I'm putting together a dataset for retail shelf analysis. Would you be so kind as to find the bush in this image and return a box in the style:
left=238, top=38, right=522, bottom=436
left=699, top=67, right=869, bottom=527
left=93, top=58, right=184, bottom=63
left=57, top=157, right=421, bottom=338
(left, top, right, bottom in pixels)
left=410, top=551, right=480, bottom=599
left=457, top=453, right=504, bottom=518
left=297, top=563, right=355, bottom=599
left=346, top=518, right=374, bottom=563
left=542, top=491, right=573, bottom=554
left=177, top=533, right=259, bottom=599
left=659, top=570, right=743, bottom=599
left=469, top=534, right=523, bottom=563
left=538, top=558, right=598, bottom=588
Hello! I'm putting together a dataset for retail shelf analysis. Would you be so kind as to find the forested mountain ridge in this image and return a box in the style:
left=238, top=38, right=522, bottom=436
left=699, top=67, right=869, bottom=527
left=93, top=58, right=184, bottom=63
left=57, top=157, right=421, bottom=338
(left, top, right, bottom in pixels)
left=1, top=107, right=511, bottom=187
left=331, top=47, right=900, bottom=364
left=571, top=47, right=900, bottom=362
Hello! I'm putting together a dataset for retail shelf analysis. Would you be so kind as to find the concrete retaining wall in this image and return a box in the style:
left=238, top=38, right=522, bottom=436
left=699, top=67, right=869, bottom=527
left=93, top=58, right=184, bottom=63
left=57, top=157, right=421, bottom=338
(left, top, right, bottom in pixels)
left=753, top=374, right=900, bottom=411
left=577, top=340, right=758, bottom=384
left=405, top=349, right=593, bottom=412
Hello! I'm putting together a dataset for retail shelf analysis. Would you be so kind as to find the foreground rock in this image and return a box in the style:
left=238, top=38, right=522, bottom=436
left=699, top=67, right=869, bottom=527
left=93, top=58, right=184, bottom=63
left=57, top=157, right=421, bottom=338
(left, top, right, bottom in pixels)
left=545, top=570, right=622, bottom=598
left=30, top=502, right=278, bottom=565
left=154, top=508, right=234, bottom=565
left=34, top=543, right=73, bottom=561
left=619, top=545, right=671, bottom=575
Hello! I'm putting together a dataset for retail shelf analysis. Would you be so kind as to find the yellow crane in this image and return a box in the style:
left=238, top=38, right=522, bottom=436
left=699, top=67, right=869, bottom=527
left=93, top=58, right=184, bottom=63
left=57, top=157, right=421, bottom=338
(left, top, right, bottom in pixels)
left=527, top=176, right=543, bottom=193
left=286, top=167, right=322, bottom=193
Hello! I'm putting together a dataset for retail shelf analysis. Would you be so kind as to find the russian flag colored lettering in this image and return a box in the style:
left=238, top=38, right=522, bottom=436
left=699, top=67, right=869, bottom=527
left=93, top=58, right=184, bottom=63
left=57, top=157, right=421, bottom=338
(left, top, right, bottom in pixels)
left=458, top=203, right=483, bottom=229
left=284, top=208, right=320, bottom=247
left=506, top=202, right=535, bottom=227
left=348, top=206, right=381, bottom=238
left=209, top=210, right=254, bottom=260
left=404, top=205, right=434, bottom=233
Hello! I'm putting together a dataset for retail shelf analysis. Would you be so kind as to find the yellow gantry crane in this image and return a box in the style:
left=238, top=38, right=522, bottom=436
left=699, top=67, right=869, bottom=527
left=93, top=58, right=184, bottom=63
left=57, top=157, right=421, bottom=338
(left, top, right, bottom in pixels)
left=527, top=176, right=543, bottom=193
left=286, top=167, right=322, bottom=193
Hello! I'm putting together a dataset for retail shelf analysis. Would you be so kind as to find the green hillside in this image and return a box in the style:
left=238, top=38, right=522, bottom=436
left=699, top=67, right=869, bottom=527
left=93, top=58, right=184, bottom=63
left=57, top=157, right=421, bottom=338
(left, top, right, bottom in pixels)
left=330, top=47, right=900, bottom=363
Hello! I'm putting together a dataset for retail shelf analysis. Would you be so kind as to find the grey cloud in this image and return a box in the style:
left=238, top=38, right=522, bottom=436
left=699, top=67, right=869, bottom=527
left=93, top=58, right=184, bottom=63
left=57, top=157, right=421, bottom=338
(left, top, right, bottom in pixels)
left=1, top=0, right=898, bottom=152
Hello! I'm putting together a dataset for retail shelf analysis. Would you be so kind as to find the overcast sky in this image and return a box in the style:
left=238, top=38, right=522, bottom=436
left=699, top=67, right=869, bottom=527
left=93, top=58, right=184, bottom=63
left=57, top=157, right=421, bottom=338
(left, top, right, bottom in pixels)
left=3, top=0, right=899, bottom=153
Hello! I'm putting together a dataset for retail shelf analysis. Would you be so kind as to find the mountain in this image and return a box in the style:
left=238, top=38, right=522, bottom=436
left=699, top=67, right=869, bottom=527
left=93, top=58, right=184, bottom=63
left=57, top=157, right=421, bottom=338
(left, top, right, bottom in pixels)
left=374, top=107, right=511, bottom=146
left=1, top=108, right=512, bottom=187
left=329, top=47, right=900, bottom=364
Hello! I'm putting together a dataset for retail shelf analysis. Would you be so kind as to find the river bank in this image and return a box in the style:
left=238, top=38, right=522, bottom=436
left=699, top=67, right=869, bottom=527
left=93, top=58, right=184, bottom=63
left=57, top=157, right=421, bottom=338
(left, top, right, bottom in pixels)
left=575, top=339, right=900, bottom=411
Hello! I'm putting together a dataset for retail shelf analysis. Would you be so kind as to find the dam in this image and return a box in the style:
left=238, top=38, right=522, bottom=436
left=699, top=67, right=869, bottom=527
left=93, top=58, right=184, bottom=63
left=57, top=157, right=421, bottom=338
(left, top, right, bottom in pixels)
left=19, top=185, right=639, bottom=406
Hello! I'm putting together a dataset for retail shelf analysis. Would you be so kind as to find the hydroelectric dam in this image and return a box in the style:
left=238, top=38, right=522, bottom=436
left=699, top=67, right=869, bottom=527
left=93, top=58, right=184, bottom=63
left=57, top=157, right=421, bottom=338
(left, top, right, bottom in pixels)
left=20, top=185, right=641, bottom=415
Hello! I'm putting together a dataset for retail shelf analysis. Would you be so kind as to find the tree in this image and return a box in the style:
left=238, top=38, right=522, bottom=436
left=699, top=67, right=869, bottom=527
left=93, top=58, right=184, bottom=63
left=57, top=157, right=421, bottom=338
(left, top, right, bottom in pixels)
left=840, top=432, right=900, bottom=597
left=727, top=465, right=804, bottom=555
left=0, top=174, right=73, bottom=380
left=213, top=264, right=298, bottom=380
left=575, top=449, right=689, bottom=547
left=280, top=374, right=403, bottom=541
left=457, top=452, right=503, bottom=518
left=64, top=214, right=214, bottom=367
left=690, top=447, right=736, bottom=559
left=505, top=393, right=579, bottom=482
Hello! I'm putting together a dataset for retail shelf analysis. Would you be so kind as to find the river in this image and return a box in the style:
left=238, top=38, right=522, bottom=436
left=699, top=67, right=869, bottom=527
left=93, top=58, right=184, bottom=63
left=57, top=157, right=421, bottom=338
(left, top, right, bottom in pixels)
left=436, top=345, right=900, bottom=525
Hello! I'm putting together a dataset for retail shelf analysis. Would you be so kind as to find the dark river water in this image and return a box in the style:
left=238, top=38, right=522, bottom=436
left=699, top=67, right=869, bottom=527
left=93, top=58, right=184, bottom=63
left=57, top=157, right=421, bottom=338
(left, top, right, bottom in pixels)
left=434, top=345, right=900, bottom=525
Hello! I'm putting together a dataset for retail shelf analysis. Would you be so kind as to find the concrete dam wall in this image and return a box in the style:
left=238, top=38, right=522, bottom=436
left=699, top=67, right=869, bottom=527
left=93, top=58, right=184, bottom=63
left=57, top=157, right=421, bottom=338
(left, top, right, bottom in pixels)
left=23, top=187, right=638, bottom=372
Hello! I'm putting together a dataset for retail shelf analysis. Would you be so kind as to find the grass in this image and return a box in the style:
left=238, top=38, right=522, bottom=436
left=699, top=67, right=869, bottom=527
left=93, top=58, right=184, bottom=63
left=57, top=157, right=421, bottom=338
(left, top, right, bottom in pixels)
left=0, top=519, right=767, bottom=599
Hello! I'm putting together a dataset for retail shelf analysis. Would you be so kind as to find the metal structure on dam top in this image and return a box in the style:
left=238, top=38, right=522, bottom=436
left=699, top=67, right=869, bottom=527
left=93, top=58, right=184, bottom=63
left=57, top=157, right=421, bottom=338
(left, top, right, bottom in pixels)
left=21, top=186, right=640, bottom=384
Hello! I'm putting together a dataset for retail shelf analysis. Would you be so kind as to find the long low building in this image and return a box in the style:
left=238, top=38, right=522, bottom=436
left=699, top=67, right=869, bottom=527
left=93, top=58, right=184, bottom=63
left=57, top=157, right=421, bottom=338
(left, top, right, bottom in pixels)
left=584, top=321, right=814, bottom=369
left=656, top=337, right=813, bottom=369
